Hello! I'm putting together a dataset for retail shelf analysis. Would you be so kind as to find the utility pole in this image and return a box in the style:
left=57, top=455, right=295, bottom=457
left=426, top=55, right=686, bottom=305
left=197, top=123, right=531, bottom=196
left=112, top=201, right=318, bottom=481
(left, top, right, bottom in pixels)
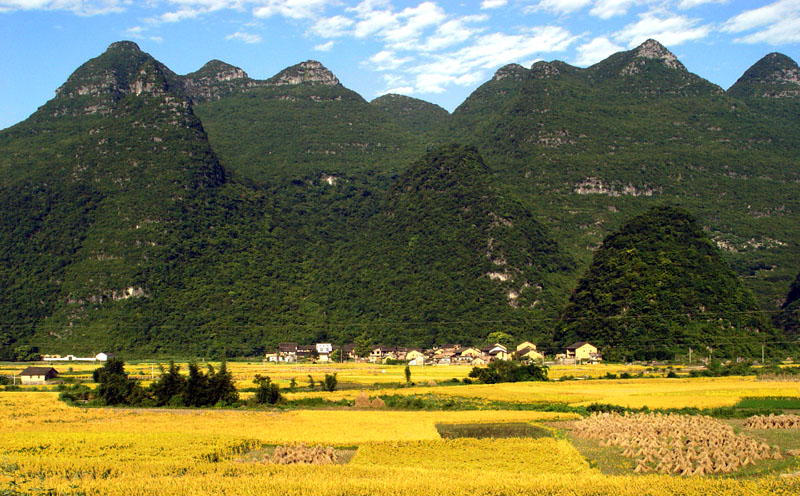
left=689, top=348, right=692, bottom=365
left=762, top=344, right=765, bottom=365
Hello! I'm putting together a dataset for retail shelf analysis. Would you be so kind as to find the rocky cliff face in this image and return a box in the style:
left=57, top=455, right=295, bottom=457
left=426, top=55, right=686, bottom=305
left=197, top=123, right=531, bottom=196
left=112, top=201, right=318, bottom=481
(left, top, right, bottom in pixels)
left=493, top=64, right=528, bottom=81
left=619, top=39, right=688, bottom=77
left=729, top=52, right=800, bottom=99
left=266, top=60, right=340, bottom=86
left=53, top=41, right=183, bottom=115
left=182, top=60, right=251, bottom=102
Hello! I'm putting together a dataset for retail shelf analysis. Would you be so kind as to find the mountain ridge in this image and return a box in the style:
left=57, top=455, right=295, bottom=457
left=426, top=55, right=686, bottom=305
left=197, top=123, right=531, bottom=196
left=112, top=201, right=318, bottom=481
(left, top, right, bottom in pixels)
left=0, top=39, right=798, bottom=359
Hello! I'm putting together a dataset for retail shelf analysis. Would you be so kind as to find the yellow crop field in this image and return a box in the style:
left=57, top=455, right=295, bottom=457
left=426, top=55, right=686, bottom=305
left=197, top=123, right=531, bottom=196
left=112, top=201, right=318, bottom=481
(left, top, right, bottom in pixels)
left=2, top=392, right=800, bottom=495
left=287, top=376, right=800, bottom=409
left=0, top=360, right=666, bottom=387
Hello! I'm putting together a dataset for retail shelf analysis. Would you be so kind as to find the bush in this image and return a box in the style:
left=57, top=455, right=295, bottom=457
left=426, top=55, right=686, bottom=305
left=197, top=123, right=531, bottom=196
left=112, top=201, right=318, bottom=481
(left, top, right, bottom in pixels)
left=468, top=360, right=548, bottom=384
left=95, top=357, right=142, bottom=406
left=254, top=375, right=282, bottom=405
left=151, top=361, right=186, bottom=406
left=58, top=384, right=94, bottom=405
left=323, top=373, right=337, bottom=392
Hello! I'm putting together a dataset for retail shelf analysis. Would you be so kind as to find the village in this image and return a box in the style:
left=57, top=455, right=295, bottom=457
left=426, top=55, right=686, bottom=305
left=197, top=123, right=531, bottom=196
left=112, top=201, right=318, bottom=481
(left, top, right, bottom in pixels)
left=13, top=342, right=601, bottom=385
left=265, top=341, right=602, bottom=366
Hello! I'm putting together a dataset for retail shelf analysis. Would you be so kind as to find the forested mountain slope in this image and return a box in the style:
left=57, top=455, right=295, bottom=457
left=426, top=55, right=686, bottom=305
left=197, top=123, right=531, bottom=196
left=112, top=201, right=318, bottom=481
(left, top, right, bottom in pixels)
left=0, top=40, right=798, bottom=359
left=442, top=40, right=800, bottom=315
left=554, top=206, right=776, bottom=360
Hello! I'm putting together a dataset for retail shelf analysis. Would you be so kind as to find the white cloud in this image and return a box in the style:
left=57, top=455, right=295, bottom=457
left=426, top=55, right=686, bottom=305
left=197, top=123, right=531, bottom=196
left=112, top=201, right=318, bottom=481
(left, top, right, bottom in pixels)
left=0, top=0, right=125, bottom=15
left=353, top=10, right=394, bottom=38
left=156, top=8, right=204, bottom=23
left=125, top=25, right=144, bottom=35
left=314, top=40, right=335, bottom=51
left=380, top=2, right=448, bottom=49
left=418, top=15, right=487, bottom=52
left=311, top=15, right=354, bottom=37
left=381, top=85, right=414, bottom=94
left=252, top=0, right=333, bottom=20
left=376, top=73, right=414, bottom=95
left=226, top=30, right=263, bottom=44
left=614, top=11, right=712, bottom=47
left=125, top=24, right=164, bottom=43
left=574, top=36, right=624, bottom=66
left=590, top=0, right=647, bottom=19
left=480, top=0, right=507, bottom=8
left=677, top=0, right=728, bottom=8
left=722, top=0, right=800, bottom=44
left=533, top=0, right=592, bottom=15
left=368, top=49, right=414, bottom=70
left=407, top=26, right=577, bottom=93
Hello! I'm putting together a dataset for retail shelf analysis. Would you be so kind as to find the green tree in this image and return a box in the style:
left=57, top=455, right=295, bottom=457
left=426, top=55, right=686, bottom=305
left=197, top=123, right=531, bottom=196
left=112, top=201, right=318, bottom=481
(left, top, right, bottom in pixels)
left=468, top=360, right=548, bottom=384
left=208, top=360, right=239, bottom=405
left=95, top=357, right=142, bottom=405
left=253, top=375, right=282, bottom=404
left=404, top=364, right=411, bottom=384
left=183, top=362, right=211, bottom=407
left=354, top=332, right=373, bottom=358
left=323, top=373, right=338, bottom=392
left=150, top=360, right=186, bottom=406
left=485, top=332, right=515, bottom=349
left=13, top=345, right=39, bottom=362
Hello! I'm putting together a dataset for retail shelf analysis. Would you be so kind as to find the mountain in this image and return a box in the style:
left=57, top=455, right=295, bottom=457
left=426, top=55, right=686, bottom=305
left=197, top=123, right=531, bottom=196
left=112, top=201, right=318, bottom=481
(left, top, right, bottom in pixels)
left=774, top=272, right=800, bottom=340
left=0, top=41, right=228, bottom=357
left=444, top=40, right=800, bottom=317
left=1, top=40, right=799, bottom=359
left=191, top=61, right=433, bottom=182
left=370, top=93, right=449, bottom=133
left=728, top=52, right=800, bottom=100
left=310, top=144, right=573, bottom=346
left=554, top=206, right=775, bottom=360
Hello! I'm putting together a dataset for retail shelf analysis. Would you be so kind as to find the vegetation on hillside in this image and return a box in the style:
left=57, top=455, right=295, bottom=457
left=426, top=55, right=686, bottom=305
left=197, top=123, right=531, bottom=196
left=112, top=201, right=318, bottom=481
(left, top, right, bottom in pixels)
left=0, top=40, right=798, bottom=360
left=555, top=206, right=777, bottom=361
left=774, top=271, right=800, bottom=339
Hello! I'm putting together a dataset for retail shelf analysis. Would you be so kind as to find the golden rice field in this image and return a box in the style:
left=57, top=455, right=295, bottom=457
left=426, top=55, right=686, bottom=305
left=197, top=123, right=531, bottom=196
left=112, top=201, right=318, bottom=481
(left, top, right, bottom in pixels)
left=4, top=360, right=800, bottom=409
left=0, top=360, right=656, bottom=388
left=2, top=391, right=800, bottom=495
left=288, top=376, right=800, bottom=409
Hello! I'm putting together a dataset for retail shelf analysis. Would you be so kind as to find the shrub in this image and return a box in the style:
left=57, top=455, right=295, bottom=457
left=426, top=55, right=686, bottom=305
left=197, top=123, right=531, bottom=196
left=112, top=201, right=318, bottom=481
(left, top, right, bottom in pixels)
left=468, top=360, right=548, bottom=384
left=95, top=357, right=142, bottom=406
left=254, top=375, right=282, bottom=405
left=150, top=361, right=186, bottom=407
left=58, top=384, right=94, bottom=405
left=323, top=373, right=337, bottom=392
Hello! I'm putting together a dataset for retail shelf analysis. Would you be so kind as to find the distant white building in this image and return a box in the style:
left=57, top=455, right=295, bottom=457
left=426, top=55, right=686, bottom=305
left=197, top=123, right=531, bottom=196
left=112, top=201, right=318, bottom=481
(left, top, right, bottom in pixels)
left=316, top=343, right=333, bottom=362
left=43, top=352, right=115, bottom=362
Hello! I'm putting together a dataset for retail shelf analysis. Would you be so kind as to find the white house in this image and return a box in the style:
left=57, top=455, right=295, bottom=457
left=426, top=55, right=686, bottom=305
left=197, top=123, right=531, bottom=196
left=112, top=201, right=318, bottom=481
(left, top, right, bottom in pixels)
left=316, top=343, right=333, bottom=362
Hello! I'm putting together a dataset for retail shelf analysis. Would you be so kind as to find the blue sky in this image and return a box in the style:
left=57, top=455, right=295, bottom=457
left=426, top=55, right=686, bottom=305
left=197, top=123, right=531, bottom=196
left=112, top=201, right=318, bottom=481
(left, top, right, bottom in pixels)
left=1, top=0, right=799, bottom=129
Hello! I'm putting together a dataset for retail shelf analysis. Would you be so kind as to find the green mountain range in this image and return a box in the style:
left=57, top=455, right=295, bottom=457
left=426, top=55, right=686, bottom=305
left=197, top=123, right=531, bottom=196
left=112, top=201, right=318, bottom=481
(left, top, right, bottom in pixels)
left=1, top=40, right=798, bottom=359
left=555, top=206, right=775, bottom=361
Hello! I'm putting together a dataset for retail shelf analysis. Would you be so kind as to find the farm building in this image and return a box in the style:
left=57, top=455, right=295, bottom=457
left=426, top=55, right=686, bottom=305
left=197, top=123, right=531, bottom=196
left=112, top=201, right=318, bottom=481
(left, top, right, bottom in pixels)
left=19, top=367, right=59, bottom=385
left=566, top=342, right=602, bottom=363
